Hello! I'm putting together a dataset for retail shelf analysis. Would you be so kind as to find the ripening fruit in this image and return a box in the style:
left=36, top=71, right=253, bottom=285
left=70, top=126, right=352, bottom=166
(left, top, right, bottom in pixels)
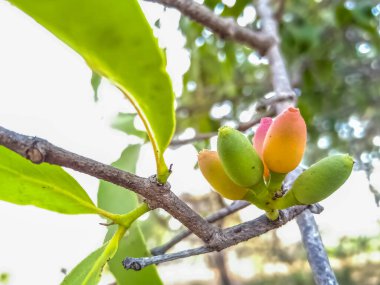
left=217, top=126, right=263, bottom=187
left=263, top=107, right=307, bottom=174
left=198, top=150, right=249, bottom=200
left=288, top=154, right=354, bottom=205
left=253, top=117, right=272, bottom=178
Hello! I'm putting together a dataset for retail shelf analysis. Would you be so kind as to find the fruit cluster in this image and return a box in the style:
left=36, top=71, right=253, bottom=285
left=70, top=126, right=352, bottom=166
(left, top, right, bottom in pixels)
left=198, top=107, right=354, bottom=220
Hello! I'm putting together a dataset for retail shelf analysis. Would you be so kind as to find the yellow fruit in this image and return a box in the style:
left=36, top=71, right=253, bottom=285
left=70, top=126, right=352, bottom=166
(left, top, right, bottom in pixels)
left=198, top=150, right=249, bottom=200
left=263, top=107, right=307, bottom=173
left=217, top=126, right=263, bottom=187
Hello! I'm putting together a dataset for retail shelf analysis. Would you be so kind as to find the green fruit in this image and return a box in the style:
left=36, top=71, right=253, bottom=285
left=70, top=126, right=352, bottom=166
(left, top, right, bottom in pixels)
left=198, top=150, right=249, bottom=200
left=289, top=154, right=354, bottom=205
left=217, top=126, right=263, bottom=187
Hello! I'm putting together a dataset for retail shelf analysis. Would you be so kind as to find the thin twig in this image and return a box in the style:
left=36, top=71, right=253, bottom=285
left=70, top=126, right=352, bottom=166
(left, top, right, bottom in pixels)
left=170, top=109, right=275, bottom=146
left=144, top=0, right=274, bottom=55
left=123, top=204, right=322, bottom=270
left=151, top=200, right=250, bottom=255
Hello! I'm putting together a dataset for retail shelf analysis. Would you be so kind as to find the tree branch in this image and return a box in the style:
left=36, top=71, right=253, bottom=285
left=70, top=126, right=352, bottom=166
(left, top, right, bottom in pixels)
left=144, top=0, right=274, bottom=55
left=0, top=125, right=321, bottom=270
left=124, top=204, right=323, bottom=270
left=151, top=200, right=250, bottom=255
left=296, top=211, right=338, bottom=285
left=0, top=126, right=219, bottom=244
left=257, top=0, right=296, bottom=114
left=256, top=0, right=338, bottom=283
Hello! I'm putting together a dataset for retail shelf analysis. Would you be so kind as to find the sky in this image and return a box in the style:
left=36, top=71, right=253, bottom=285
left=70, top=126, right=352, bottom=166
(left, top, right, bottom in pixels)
left=0, top=1, right=379, bottom=285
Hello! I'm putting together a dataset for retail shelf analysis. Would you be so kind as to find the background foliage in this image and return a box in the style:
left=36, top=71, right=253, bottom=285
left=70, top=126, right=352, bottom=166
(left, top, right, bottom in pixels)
left=175, top=0, right=380, bottom=171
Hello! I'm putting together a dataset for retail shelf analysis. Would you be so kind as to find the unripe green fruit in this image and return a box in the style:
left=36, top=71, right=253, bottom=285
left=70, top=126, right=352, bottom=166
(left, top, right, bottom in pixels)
left=290, top=154, right=354, bottom=205
left=217, top=126, right=263, bottom=187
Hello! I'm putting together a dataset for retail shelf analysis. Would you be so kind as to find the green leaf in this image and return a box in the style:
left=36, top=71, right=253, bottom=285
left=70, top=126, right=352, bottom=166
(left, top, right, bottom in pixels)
left=0, top=146, right=98, bottom=214
left=61, top=245, right=105, bottom=285
left=98, top=145, right=163, bottom=284
left=61, top=226, right=127, bottom=285
left=8, top=0, right=176, bottom=182
left=90, top=71, right=101, bottom=102
left=111, top=113, right=148, bottom=141
left=98, top=145, right=141, bottom=215
left=106, top=225, right=164, bottom=285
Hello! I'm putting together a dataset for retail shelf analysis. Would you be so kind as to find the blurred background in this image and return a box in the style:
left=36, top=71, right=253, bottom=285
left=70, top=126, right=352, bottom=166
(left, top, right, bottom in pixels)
left=0, top=0, right=380, bottom=284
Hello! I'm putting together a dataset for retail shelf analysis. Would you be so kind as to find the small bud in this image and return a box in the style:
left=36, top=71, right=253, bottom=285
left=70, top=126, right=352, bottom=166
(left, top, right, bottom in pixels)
left=198, top=150, right=249, bottom=200
left=253, top=117, right=272, bottom=178
left=263, top=107, right=307, bottom=174
left=217, top=126, right=263, bottom=187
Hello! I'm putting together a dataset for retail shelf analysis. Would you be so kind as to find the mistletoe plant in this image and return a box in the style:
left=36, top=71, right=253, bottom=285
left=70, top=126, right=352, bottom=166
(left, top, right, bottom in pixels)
left=199, top=107, right=354, bottom=220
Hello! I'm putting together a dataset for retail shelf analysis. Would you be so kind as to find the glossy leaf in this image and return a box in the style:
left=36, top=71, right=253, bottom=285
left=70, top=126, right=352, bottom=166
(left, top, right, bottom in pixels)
left=98, top=145, right=163, bottom=284
left=0, top=146, right=97, bottom=214
left=61, top=227, right=126, bottom=285
left=8, top=0, right=176, bottom=181
left=61, top=245, right=105, bottom=285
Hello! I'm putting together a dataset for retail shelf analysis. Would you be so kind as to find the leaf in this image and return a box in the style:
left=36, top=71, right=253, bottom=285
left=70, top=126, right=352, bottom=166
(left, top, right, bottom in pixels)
left=61, top=227, right=126, bottom=285
left=106, top=225, right=164, bottom=285
left=61, top=245, right=105, bottom=285
left=0, top=146, right=98, bottom=214
left=98, top=145, right=163, bottom=284
left=8, top=0, right=176, bottom=181
left=91, top=71, right=101, bottom=102
left=98, top=145, right=141, bottom=215
left=111, top=113, right=148, bottom=141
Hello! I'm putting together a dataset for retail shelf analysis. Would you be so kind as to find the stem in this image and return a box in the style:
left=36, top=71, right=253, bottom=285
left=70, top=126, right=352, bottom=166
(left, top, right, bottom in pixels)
left=272, top=190, right=299, bottom=209
left=114, top=203, right=151, bottom=228
left=95, top=207, right=120, bottom=222
left=250, top=179, right=268, bottom=199
left=244, top=180, right=268, bottom=209
left=265, top=209, right=279, bottom=221
left=267, top=172, right=287, bottom=196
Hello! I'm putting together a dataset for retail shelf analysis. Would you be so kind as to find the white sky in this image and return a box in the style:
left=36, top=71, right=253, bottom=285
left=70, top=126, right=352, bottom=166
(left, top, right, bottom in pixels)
left=0, top=1, right=379, bottom=285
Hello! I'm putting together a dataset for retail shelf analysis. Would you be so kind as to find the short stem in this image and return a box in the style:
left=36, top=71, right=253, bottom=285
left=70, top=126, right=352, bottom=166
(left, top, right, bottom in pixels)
left=265, top=209, right=279, bottom=220
left=251, top=179, right=268, bottom=199
left=268, top=172, right=287, bottom=196
left=95, top=207, right=119, bottom=222
left=244, top=180, right=268, bottom=209
left=114, top=203, right=151, bottom=228
left=272, top=190, right=300, bottom=209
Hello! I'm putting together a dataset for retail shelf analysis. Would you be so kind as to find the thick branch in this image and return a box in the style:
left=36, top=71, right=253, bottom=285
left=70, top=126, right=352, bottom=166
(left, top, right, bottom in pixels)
left=151, top=200, right=250, bottom=255
left=296, top=211, right=338, bottom=285
left=0, top=126, right=219, bottom=244
left=124, top=204, right=322, bottom=270
left=145, top=0, right=274, bottom=54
